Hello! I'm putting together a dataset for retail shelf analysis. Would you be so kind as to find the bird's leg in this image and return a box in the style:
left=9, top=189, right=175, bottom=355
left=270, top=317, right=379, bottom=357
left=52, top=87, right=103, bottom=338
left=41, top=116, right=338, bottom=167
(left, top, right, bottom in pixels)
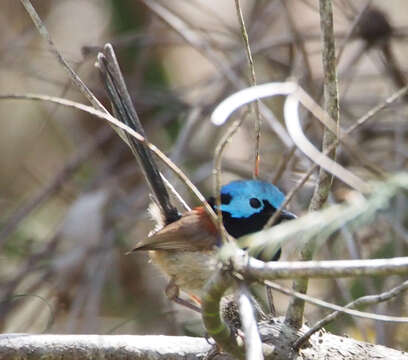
left=189, top=294, right=202, bottom=306
left=165, top=279, right=201, bottom=313
left=266, top=286, right=277, bottom=316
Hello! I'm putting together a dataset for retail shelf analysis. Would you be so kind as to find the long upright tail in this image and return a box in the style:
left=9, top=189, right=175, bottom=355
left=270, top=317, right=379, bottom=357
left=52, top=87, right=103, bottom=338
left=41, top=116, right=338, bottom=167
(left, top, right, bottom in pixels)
left=96, top=44, right=180, bottom=224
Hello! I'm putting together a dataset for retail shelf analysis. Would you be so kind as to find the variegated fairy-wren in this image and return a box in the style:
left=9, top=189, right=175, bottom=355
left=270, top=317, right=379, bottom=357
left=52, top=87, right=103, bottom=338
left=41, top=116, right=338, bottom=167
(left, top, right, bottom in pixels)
left=97, top=44, right=295, bottom=311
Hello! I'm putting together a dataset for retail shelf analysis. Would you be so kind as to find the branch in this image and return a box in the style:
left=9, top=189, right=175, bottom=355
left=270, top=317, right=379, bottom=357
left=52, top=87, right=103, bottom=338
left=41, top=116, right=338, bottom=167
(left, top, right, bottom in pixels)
left=2, top=326, right=408, bottom=360
left=142, top=0, right=293, bottom=147
left=0, top=334, right=211, bottom=360
left=264, top=280, right=408, bottom=323
left=235, top=172, right=407, bottom=261
left=0, top=127, right=112, bottom=248
left=226, top=249, right=408, bottom=284
left=235, top=282, right=264, bottom=359
left=0, top=93, right=212, bottom=220
left=19, top=0, right=105, bottom=111
left=293, top=278, right=408, bottom=348
left=310, top=0, right=340, bottom=209
left=234, top=0, right=261, bottom=177
left=286, top=0, right=340, bottom=328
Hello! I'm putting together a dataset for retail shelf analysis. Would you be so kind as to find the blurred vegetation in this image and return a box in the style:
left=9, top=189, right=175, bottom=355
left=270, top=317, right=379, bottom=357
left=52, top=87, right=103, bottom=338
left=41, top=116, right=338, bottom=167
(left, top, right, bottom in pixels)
left=1, top=0, right=408, bottom=351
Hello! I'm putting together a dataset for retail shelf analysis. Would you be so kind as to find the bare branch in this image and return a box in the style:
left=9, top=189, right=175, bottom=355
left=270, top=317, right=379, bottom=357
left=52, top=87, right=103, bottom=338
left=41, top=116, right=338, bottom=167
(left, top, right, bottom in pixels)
left=293, top=279, right=408, bottom=348
left=0, top=127, right=112, bottom=248
left=0, top=93, right=213, bottom=220
left=0, top=334, right=211, bottom=360
left=227, top=250, right=408, bottom=284
left=234, top=0, right=261, bottom=177
left=235, top=283, right=264, bottom=360
left=19, top=0, right=106, bottom=112
left=287, top=0, right=340, bottom=328
left=2, top=327, right=408, bottom=360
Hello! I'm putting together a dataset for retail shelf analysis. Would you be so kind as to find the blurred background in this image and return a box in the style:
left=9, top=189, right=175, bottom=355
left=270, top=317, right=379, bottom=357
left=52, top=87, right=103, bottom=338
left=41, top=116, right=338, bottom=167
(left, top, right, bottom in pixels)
left=1, top=0, right=408, bottom=350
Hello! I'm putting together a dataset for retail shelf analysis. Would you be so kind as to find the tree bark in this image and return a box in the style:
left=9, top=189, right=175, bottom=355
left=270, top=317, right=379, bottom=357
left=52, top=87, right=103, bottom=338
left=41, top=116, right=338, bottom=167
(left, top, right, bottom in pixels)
left=2, top=318, right=407, bottom=360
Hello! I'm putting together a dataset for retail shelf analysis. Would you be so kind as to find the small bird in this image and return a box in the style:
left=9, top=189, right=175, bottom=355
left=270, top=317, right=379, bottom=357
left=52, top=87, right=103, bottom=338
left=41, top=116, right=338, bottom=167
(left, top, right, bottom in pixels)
left=132, top=179, right=296, bottom=301
left=96, top=44, right=295, bottom=310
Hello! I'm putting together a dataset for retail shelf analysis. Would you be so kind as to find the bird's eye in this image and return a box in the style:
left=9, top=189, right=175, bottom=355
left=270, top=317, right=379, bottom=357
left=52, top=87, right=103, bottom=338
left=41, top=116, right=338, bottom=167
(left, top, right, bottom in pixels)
left=221, top=193, right=232, bottom=204
left=249, top=197, right=261, bottom=208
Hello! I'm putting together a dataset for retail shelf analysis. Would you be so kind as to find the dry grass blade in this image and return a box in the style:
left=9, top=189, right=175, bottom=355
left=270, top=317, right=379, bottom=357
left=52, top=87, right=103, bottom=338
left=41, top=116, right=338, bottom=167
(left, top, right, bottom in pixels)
left=211, top=82, right=369, bottom=192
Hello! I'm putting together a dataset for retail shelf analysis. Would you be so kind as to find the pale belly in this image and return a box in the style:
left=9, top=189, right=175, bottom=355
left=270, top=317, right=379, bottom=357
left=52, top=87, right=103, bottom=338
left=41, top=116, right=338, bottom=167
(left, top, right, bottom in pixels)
left=149, top=250, right=217, bottom=297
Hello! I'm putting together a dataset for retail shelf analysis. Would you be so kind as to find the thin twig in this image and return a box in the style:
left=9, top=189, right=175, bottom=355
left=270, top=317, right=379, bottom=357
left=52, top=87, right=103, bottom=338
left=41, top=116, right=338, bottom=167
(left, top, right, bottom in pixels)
left=280, top=0, right=313, bottom=82
left=226, top=247, right=408, bottom=285
left=270, top=146, right=297, bottom=184
left=293, top=278, right=408, bottom=349
left=285, top=0, right=344, bottom=328
left=142, top=0, right=292, bottom=147
left=234, top=172, right=407, bottom=263
left=19, top=0, right=106, bottom=112
left=335, top=0, right=372, bottom=64
left=212, top=82, right=371, bottom=193
left=235, top=282, right=264, bottom=360
left=266, top=82, right=408, bottom=227
left=0, top=93, right=216, bottom=222
left=265, top=280, right=408, bottom=323
left=0, top=127, right=112, bottom=249
left=310, top=0, right=340, bottom=210
left=234, top=0, right=261, bottom=178
left=213, top=110, right=250, bottom=245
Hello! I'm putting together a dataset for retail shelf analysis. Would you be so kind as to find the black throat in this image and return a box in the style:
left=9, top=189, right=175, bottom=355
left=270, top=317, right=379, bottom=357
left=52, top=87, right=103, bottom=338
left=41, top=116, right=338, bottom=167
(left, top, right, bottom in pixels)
left=208, top=198, right=278, bottom=238
left=222, top=199, right=277, bottom=238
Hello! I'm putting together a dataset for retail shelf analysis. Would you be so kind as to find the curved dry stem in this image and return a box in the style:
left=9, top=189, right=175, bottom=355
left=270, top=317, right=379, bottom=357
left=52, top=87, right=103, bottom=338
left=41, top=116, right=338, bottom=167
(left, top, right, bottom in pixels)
left=213, top=110, right=250, bottom=245
left=293, top=278, right=408, bottom=349
left=20, top=0, right=106, bottom=112
left=265, top=280, right=408, bottom=323
left=234, top=282, right=264, bottom=359
left=234, top=0, right=261, bottom=178
left=0, top=93, right=216, bottom=223
left=211, top=82, right=370, bottom=193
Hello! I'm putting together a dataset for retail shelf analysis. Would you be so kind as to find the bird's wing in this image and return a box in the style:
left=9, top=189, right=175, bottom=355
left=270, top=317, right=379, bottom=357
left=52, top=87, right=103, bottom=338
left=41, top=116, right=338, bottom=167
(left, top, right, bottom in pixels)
left=131, top=209, right=217, bottom=252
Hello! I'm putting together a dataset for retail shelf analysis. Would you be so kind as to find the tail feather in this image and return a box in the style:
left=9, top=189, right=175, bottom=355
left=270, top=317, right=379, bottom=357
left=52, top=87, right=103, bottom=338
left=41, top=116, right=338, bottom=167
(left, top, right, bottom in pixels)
left=97, top=44, right=180, bottom=224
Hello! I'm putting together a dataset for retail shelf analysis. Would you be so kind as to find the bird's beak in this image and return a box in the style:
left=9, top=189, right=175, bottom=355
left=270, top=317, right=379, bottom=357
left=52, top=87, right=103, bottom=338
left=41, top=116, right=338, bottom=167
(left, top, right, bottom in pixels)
left=279, top=209, right=297, bottom=221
